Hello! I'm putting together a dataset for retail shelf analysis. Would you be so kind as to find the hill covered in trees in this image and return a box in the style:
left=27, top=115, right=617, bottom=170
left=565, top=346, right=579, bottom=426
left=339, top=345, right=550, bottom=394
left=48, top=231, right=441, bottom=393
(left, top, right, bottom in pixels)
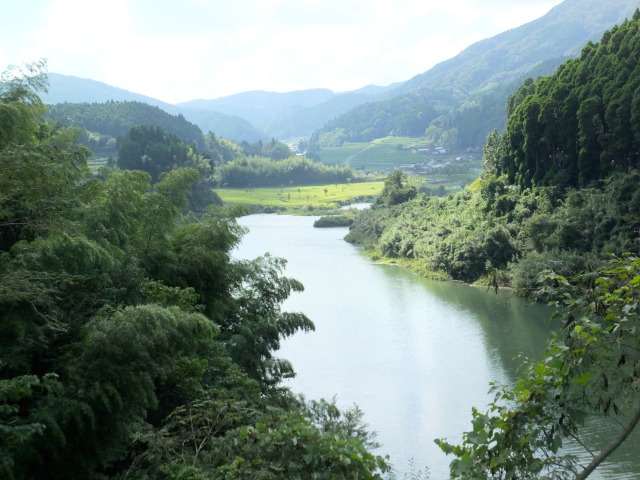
left=43, top=74, right=264, bottom=143
left=493, top=17, right=640, bottom=189
left=347, top=9, right=640, bottom=290
left=47, top=100, right=206, bottom=155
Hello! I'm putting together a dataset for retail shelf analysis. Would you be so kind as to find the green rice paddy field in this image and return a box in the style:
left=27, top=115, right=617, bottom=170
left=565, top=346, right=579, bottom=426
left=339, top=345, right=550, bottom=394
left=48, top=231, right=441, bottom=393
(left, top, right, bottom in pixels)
left=216, top=181, right=384, bottom=208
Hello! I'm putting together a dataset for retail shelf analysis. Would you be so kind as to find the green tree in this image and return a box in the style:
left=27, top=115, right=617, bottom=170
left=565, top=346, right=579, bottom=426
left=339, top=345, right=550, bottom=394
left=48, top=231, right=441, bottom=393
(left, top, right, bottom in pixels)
left=0, top=59, right=48, bottom=149
left=1, top=63, right=386, bottom=479
left=127, top=396, right=389, bottom=480
left=374, top=170, right=417, bottom=207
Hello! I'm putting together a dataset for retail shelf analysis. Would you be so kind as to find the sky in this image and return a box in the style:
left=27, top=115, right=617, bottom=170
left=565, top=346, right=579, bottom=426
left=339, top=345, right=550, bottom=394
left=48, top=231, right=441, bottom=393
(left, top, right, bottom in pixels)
left=1, top=0, right=563, bottom=104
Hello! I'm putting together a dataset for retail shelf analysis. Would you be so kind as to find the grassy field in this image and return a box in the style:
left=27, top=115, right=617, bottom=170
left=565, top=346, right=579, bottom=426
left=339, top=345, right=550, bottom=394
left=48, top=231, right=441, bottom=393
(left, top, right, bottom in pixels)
left=317, top=136, right=429, bottom=170
left=216, top=181, right=384, bottom=208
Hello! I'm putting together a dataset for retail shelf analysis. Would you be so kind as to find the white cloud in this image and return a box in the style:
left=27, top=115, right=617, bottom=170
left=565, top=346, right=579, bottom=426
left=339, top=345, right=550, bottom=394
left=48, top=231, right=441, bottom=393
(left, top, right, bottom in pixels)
left=1, top=0, right=565, bottom=102
left=489, top=3, right=558, bottom=31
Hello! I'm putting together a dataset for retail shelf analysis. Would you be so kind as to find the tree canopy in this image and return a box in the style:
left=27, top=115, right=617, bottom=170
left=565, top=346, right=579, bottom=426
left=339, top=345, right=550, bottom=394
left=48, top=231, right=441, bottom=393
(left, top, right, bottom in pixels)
left=494, top=10, right=640, bottom=189
left=0, top=62, right=389, bottom=480
left=47, top=100, right=206, bottom=152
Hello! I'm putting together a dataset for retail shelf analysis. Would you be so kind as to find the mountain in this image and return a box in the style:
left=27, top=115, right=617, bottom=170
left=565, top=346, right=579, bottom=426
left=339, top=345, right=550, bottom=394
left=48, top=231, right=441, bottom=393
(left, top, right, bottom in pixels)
left=177, top=89, right=336, bottom=126
left=44, top=73, right=179, bottom=111
left=42, top=0, right=637, bottom=146
left=176, top=83, right=402, bottom=139
left=43, top=73, right=264, bottom=142
left=313, top=0, right=639, bottom=149
left=47, top=101, right=206, bottom=148
left=260, top=88, right=401, bottom=139
left=43, top=73, right=397, bottom=141
left=396, top=0, right=639, bottom=95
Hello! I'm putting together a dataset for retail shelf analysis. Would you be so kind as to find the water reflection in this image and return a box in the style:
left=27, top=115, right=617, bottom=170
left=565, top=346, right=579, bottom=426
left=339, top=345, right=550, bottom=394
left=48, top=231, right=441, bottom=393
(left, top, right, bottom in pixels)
left=234, top=214, right=639, bottom=479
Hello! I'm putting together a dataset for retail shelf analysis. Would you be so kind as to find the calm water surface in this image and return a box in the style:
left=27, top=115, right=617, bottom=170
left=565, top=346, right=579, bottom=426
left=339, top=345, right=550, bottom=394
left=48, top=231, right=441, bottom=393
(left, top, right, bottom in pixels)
left=234, top=213, right=639, bottom=479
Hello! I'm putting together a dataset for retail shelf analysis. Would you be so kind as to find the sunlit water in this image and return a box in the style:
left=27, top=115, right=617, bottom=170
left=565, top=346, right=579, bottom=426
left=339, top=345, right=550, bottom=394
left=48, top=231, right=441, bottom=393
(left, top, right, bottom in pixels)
left=234, top=213, right=639, bottom=479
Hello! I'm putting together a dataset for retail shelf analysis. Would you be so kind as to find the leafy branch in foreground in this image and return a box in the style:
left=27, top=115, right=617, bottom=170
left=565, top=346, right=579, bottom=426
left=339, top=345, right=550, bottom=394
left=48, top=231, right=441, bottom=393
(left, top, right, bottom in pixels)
left=436, top=254, right=640, bottom=479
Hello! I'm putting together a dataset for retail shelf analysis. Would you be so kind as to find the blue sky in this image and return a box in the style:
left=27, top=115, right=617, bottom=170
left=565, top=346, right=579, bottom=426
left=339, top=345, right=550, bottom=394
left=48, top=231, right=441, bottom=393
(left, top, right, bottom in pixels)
left=1, top=0, right=562, bottom=103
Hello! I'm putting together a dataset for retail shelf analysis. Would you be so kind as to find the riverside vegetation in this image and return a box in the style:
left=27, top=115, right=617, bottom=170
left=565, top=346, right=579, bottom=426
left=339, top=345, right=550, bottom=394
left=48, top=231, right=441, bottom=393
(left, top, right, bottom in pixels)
left=0, top=62, right=390, bottom=479
left=347, top=11, right=640, bottom=479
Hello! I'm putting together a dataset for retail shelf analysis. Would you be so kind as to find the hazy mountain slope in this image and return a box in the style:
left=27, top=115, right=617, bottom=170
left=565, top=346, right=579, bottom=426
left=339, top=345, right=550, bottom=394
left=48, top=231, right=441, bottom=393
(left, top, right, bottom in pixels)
left=43, top=73, right=178, bottom=111
left=177, top=88, right=336, bottom=127
left=261, top=91, right=395, bottom=139
left=47, top=101, right=205, bottom=148
left=314, top=0, right=639, bottom=148
left=177, top=83, right=404, bottom=138
left=398, top=0, right=639, bottom=95
left=43, top=73, right=264, bottom=142
left=178, top=108, right=264, bottom=142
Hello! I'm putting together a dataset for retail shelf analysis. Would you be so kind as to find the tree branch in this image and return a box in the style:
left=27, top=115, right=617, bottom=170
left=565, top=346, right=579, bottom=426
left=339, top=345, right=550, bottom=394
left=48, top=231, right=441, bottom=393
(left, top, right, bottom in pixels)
left=575, top=400, right=640, bottom=480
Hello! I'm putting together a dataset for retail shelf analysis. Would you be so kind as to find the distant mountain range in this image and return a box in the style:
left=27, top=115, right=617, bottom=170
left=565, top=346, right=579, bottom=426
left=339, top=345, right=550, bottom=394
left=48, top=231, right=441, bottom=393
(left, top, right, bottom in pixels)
left=43, top=74, right=401, bottom=142
left=42, top=0, right=639, bottom=146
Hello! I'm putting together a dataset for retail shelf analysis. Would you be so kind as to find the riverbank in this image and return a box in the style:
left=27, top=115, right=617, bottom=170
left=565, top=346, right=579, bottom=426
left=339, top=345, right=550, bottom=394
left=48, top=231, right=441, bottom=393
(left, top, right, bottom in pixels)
left=232, top=213, right=561, bottom=479
left=354, top=244, right=519, bottom=295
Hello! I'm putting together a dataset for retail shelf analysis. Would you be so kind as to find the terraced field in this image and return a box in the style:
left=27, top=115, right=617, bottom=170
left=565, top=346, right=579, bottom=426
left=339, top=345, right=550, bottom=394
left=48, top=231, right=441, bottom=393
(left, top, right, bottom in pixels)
left=317, top=137, right=428, bottom=170
left=315, top=136, right=484, bottom=195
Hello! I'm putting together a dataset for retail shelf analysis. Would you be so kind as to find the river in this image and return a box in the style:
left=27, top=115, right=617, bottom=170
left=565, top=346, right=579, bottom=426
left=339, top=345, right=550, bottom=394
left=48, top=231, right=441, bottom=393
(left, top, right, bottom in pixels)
left=234, top=213, right=639, bottom=479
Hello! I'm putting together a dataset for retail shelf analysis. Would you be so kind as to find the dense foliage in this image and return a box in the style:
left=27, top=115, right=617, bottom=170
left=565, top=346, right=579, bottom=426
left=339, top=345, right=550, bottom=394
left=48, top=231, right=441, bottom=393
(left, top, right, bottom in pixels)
left=47, top=100, right=206, bottom=153
left=348, top=167, right=640, bottom=287
left=116, top=125, right=221, bottom=212
left=239, top=138, right=292, bottom=160
left=1, top=63, right=389, bottom=479
left=437, top=255, right=640, bottom=479
left=217, top=155, right=355, bottom=188
left=117, top=125, right=208, bottom=181
left=495, top=10, right=640, bottom=189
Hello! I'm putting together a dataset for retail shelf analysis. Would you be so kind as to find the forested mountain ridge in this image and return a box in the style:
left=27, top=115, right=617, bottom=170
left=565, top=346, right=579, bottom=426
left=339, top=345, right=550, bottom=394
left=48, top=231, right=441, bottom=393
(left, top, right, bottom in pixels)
left=494, top=8, right=640, bottom=189
left=47, top=101, right=206, bottom=153
left=313, top=0, right=639, bottom=149
left=43, top=72, right=175, bottom=108
left=43, top=73, right=264, bottom=142
left=347, top=10, right=640, bottom=289
left=396, top=0, right=638, bottom=95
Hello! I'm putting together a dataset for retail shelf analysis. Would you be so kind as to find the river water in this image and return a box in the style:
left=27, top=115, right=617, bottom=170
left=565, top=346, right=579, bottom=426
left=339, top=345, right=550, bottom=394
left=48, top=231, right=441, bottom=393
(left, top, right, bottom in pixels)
left=234, top=213, right=639, bottom=479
